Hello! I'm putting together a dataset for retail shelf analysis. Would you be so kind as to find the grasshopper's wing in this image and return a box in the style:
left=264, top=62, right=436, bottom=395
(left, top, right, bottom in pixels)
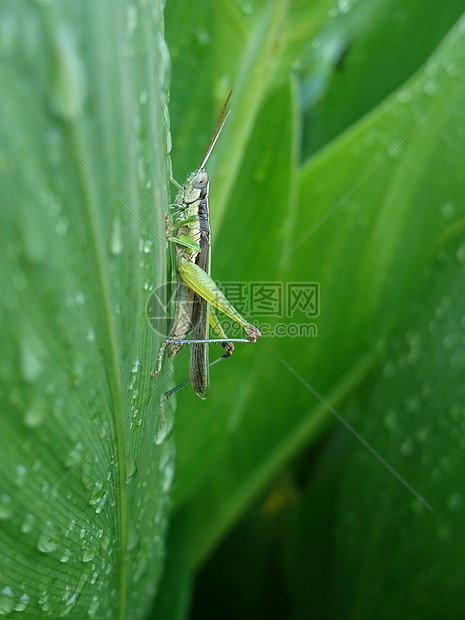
left=189, top=196, right=211, bottom=398
left=190, top=293, right=209, bottom=398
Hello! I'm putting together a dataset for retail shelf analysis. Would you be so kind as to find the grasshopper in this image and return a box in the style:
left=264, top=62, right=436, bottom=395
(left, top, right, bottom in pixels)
left=152, top=92, right=261, bottom=410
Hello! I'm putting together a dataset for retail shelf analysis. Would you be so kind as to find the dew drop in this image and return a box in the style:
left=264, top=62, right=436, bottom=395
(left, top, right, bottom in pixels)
left=75, top=290, right=85, bottom=306
left=0, top=587, right=15, bottom=615
left=81, top=460, right=95, bottom=488
left=65, top=442, right=84, bottom=468
left=154, top=418, right=174, bottom=444
left=446, top=493, right=463, bottom=512
left=23, top=398, right=47, bottom=428
left=65, top=519, right=76, bottom=536
left=456, top=243, right=465, bottom=264
left=99, top=531, right=110, bottom=552
left=410, top=498, right=425, bottom=515
left=383, top=408, right=398, bottom=431
left=139, top=237, right=154, bottom=254
left=382, top=362, right=395, bottom=379
left=159, top=445, right=176, bottom=494
left=89, top=482, right=108, bottom=514
left=60, top=592, right=78, bottom=616
left=126, top=456, right=138, bottom=483
left=337, top=0, right=351, bottom=13
left=397, top=89, right=413, bottom=104
left=405, top=395, right=420, bottom=412
left=0, top=10, right=18, bottom=58
left=32, top=458, right=43, bottom=472
left=39, top=590, right=50, bottom=612
left=441, top=201, right=456, bottom=218
left=20, top=337, right=44, bottom=382
left=126, top=513, right=140, bottom=552
left=87, top=595, right=100, bottom=616
left=110, top=217, right=123, bottom=255
left=237, top=0, right=253, bottom=15
left=81, top=535, right=98, bottom=563
left=437, top=523, right=451, bottom=541
left=21, top=513, right=35, bottom=533
left=55, top=218, right=69, bottom=237
left=37, top=520, right=61, bottom=553
left=196, top=28, right=210, bottom=45
left=423, top=79, right=438, bottom=95
left=166, top=129, right=172, bottom=154
left=0, top=494, right=13, bottom=520
left=154, top=394, right=175, bottom=444
left=132, top=547, right=149, bottom=582
left=14, top=593, right=30, bottom=612
left=127, top=4, right=138, bottom=35
left=82, top=548, right=96, bottom=563
left=399, top=439, right=413, bottom=457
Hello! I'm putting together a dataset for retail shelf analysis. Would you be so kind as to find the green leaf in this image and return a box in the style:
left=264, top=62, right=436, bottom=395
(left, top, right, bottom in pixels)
left=291, top=231, right=465, bottom=618
left=0, top=1, right=172, bottom=617
left=306, top=0, right=465, bottom=154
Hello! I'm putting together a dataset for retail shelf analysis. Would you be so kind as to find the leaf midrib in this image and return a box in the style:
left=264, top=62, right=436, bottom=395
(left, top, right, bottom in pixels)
left=72, top=125, right=128, bottom=616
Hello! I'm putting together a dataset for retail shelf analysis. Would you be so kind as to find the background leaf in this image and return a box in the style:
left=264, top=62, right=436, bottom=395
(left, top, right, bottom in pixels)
left=160, top=0, right=465, bottom=616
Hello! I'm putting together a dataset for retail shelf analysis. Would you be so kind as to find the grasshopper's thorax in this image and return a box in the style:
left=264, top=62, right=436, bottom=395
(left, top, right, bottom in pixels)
left=173, top=168, right=209, bottom=264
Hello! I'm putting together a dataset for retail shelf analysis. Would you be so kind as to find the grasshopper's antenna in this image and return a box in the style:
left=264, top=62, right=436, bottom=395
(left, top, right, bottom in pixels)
left=199, top=90, right=232, bottom=168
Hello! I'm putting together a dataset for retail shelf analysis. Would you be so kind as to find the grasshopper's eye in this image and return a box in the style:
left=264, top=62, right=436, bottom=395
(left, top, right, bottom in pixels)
left=192, top=171, right=208, bottom=189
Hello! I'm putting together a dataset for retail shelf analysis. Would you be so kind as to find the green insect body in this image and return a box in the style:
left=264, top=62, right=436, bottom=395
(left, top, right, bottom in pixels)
left=152, top=93, right=261, bottom=403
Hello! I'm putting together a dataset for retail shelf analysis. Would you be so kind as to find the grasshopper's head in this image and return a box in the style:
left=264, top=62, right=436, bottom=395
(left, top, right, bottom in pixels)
left=179, top=168, right=209, bottom=204
left=192, top=169, right=209, bottom=190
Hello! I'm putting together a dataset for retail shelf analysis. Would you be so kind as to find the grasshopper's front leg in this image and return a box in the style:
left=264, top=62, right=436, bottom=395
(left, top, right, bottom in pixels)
left=178, top=261, right=261, bottom=342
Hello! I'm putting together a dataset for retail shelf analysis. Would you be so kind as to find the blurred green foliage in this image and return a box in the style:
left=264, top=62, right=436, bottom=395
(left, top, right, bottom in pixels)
left=1, top=0, right=465, bottom=618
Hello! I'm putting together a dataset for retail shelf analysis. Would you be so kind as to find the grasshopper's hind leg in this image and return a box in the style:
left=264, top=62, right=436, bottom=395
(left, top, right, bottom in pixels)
left=209, top=307, right=234, bottom=357
left=179, top=261, right=261, bottom=342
